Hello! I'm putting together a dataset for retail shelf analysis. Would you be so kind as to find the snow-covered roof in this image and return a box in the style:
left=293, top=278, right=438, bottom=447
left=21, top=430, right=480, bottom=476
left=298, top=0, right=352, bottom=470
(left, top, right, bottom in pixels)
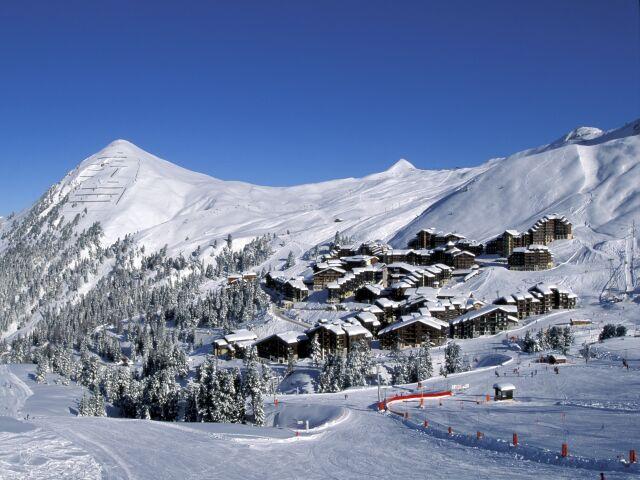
left=286, top=278, right=308, bottom=291
left=378, top=314, right=448, bottom=336
left=450, top=304, right=518, bottom=325
left=275, top=331, right=308, bottom=344
left=342, top=322, right=373, bottom=338
left=376, top=298, right=399, bottom=308
left=493, top=383, right=516, bottom=391
left=224, top=329, right=258, bottom=343
left=356, top=311, right=381, bottom=326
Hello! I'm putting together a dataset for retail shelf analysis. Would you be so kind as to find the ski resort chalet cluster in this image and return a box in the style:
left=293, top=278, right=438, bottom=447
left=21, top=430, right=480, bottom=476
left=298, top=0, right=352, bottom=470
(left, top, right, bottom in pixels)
left=223, top=215, right=578, bottom=362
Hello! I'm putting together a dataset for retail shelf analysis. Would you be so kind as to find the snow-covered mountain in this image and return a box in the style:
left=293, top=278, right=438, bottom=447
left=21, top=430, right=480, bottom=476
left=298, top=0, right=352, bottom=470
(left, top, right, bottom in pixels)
left=1, top=118, right=639, bottom=337
left=7, top=119, right=638, bottom=264
left=3, top=139, right=483, bottom=259
left=392, top=119, right=640, bottom=246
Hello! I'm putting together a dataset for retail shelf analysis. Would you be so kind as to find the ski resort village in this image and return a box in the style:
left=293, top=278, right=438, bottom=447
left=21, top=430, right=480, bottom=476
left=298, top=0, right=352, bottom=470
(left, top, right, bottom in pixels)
left=0, top=118, right=639, bottom=479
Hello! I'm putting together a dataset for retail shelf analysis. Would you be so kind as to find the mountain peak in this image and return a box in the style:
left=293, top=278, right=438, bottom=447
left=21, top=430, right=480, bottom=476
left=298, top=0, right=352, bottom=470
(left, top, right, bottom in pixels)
left=561, top=126, right=604, bottom=143
left=386, top=159, right=416, bottom=174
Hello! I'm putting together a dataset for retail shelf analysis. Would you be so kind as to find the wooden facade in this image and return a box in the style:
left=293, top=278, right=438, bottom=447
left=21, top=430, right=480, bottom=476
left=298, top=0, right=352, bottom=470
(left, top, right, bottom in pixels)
left=450, top=305, right=519, bottom=339
left=508, top=245, right=553, bottom=271
left=255, top=332, right=309, bottom=361
left=378, top=315, right=448, bottom=349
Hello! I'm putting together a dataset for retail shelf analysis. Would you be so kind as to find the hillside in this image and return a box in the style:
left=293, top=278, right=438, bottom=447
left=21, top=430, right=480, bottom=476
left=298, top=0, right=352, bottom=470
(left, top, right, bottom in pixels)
left=9, top=139, right=481, bottom=259
left=392, top=119, right=640, bottom=246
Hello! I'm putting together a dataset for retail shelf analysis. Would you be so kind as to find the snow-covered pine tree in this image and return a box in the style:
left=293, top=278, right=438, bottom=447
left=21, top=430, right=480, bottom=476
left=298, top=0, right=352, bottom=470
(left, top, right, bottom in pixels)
left=35, top=357, right=48, bottom=384
left=413, top=342, right=433, bottom=381
left=441, top=341, right=462, bottom=376
left=284, top=251, right=296, bottom=270
left=561, top=326, right=574, bottom=354
left=244, top=360, right=265, bottom=425
left=522, top=330, right=540, bottom=353
left=184, top=380, right=200, bottom=422
left=90, top=391, right=107, bottom=417
left=78, top=392, right=92, bottom=416
left=310, top=335, right=323, bottom=367
left=344, top=340, right=371, bottom=388
left=390, top=346, right=410, bottom=384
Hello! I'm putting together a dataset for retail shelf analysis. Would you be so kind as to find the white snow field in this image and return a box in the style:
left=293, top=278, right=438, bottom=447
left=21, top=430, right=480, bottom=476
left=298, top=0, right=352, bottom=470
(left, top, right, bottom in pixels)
left=1, top=119, right=640, bottom=478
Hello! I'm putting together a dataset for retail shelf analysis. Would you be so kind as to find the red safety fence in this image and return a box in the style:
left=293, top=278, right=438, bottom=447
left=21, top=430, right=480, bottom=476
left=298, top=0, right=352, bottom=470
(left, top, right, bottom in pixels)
left=378, top=390, right=452, bottom=411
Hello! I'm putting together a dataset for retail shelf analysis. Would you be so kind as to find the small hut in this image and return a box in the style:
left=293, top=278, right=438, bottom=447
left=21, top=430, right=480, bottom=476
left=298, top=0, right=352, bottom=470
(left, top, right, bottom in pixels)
left=547, top=354, right=567, bottom=365
left=493, top=382, right=516, bottom=401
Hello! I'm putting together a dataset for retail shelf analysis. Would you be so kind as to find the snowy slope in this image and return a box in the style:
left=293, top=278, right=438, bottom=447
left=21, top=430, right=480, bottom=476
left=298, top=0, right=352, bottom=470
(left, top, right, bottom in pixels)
left=21, top=140, right=481, bottom=260
left=5, top=119, right=638, bottom=269
left=392, top=119, right=640, bottom=246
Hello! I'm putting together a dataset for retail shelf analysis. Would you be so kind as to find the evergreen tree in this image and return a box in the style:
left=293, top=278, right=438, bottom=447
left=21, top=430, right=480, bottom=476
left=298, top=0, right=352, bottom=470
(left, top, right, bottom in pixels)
left=310, top=335, right=323, bottom=367
left=244, top=359, right=265, bottom=425
left=184, top=380, right=200, bottom=422
left=413, top=342, right=433, bottom=381
left=284, top=251, right=296, bottom=270
left=35, top=358, right=48, bottom=384
left=441, top=341, right=463, bottom=377
left=78, top=392, right=92, bottom=416
left=561, top=326, right=574, bottom=354
left=522, top=330, right=540, bottom=353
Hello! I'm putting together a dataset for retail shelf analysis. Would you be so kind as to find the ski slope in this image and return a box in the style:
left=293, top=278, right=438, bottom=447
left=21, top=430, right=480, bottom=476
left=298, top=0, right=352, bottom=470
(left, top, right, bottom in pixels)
left=1, top=352, right=637, bottom=480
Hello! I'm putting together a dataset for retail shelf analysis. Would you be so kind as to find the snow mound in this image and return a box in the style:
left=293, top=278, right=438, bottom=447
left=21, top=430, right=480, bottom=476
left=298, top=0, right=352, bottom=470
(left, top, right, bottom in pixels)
left=269, top=404, right=347, bottom=431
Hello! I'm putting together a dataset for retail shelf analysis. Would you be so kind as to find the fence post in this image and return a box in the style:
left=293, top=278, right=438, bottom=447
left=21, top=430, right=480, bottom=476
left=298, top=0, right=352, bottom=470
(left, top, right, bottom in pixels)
left=561, top=443, right=568, bottom=458
left=512, top=433, right=518, bottom=447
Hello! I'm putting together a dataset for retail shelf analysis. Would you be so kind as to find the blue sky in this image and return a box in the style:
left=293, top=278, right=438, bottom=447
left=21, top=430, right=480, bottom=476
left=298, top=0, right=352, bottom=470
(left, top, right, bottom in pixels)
left=0, top=0, right=638, bottom=214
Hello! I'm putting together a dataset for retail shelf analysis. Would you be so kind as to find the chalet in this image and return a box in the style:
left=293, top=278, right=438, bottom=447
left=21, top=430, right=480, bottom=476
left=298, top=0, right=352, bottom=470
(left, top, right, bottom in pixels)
left=313, top=266, right=346, bottom=290
left=354, top=311, right=382, bottom=334
left=264, top=273, right=309, bottom=303
left=358, top=241, right=391, bottom=258
left=283, top=278, right=309, bottom=302
left=213, top=329, right=258, bottom=358
left=326, top=265, right=387, bottom=303
left=375, top=297, right=401, bottom=324
left=355, top=284, right=385, bottom=303
left=486, top=214, right=573, bottom=256
left=450, top=304, right=519, bottom=339
left=455, top=239, right=484, bottom=256
left=445, top=248, right=476, bottom=270
left=508, top=245, right=553, bottom=271
left=529, top=214, right=573, bottom=244
left=493, top=383, right=515, bottom=401
left=494, top=292, right=542, bottom=319
left=539, top=353, right=567, bottom=365
left=528, top=283, right=577, bottom=310
left=336, top=244, right=359, bottom=258
left=401, top=289, right=484, bottom=322
left=378, top=313, right=449, bottom=349
left=341, top=255, right=378, bottom=269
left=412, top=228, right=436, bottom=249
left=362, top=304, right=384, bottom=322
left=382, top=249, right=413, bottom=264
left=306, top=318, right=373, bottom=356
left=254, top=331, right=309, bottom=362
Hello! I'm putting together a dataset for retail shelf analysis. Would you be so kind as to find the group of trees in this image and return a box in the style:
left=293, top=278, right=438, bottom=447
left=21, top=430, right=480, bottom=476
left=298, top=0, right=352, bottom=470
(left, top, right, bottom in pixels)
left=390, top=343, right=434, bottom=384
left=599, top=324, right=627, bottom=341
left=521, top=326, right=574, bottom=354
left=186, top=348, right=276, bottom=425
left=317, top=341, right=373, bottom=393
left=210, top=234, right=274, bottom=278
